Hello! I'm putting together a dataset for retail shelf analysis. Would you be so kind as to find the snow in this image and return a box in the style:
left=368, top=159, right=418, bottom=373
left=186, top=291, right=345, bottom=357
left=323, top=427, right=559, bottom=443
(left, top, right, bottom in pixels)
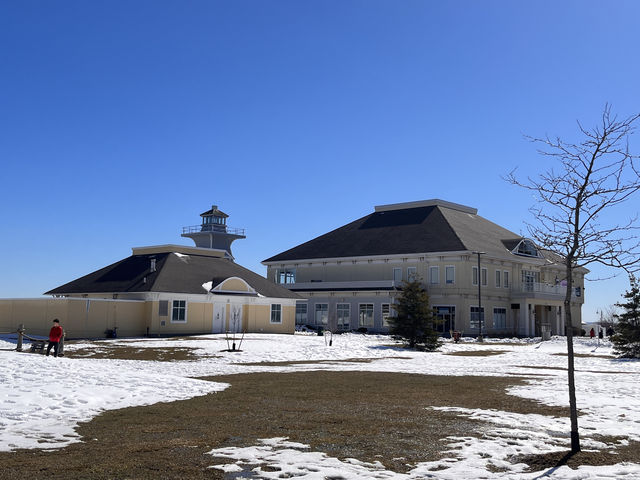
left=1, top=333, right=639, bottom=479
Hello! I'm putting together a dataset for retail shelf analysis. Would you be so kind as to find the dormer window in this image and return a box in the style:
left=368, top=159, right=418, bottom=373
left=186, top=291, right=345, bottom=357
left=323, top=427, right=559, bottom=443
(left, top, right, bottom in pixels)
left=513, top=239, right=542, bottom=258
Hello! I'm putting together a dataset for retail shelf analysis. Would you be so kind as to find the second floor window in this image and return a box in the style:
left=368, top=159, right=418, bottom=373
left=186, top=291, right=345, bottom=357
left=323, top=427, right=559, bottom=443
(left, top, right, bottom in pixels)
left=429, top=266, right=439, bottom=284
left=277, top=268, right=296, bottom=284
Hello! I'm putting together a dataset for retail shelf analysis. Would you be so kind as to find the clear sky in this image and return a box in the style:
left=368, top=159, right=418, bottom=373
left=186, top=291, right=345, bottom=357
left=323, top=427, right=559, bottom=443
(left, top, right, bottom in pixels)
left=1, top=1, right=639, bottom=325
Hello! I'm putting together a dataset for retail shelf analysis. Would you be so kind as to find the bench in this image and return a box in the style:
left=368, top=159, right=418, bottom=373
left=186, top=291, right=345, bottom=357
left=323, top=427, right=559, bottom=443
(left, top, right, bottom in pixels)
left=30, top=340, right=46, bottom=353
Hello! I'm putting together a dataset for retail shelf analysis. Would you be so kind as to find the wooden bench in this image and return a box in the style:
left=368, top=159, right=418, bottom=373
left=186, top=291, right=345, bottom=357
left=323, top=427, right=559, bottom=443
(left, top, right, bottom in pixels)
left=30, top=340, right=46, bottom=353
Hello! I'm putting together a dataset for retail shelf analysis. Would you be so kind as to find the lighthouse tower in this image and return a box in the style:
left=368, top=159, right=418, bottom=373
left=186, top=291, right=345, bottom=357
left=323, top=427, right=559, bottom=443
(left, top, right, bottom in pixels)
left=181, top=205, right=246, bottom=259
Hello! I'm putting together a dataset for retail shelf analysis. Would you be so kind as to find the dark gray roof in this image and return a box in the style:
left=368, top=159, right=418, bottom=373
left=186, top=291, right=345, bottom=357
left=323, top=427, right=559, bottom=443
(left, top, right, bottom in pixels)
left=263, top=203, right=525, bottom=262
left=46, top=252, right=300, bottom=299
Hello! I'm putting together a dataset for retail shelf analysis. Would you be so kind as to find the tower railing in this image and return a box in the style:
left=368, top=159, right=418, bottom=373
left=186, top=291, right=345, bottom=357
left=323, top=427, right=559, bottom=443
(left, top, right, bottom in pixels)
left=181, top=225, right=246, bottom=236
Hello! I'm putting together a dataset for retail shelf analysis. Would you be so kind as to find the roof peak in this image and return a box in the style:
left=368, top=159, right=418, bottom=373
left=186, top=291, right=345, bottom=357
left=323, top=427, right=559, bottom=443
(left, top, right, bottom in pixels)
left=374, top=199, right=477, bottom=215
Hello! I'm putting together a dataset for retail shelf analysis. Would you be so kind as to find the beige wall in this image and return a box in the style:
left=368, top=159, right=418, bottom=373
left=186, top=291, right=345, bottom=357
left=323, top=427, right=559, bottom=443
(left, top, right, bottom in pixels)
left=0, top=298, right=146, bottom=338
left=245, top=304, right=295, bottom=334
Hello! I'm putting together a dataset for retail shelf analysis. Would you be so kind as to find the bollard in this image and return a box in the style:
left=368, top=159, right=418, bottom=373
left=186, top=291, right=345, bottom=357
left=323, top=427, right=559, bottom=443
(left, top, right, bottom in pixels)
left=16, top=324, right=25, bottom=352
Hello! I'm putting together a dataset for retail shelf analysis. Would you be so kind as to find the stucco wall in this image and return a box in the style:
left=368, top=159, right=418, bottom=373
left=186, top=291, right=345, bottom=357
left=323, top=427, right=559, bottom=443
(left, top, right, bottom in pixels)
left=0, top=298, right=146, bottom=338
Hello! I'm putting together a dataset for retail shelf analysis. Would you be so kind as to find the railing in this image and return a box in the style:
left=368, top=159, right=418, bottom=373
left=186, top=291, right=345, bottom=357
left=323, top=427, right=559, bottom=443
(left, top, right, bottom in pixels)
left=181, top=225, right=246, bottom=236
left=517, top=282, right=582, bottom=298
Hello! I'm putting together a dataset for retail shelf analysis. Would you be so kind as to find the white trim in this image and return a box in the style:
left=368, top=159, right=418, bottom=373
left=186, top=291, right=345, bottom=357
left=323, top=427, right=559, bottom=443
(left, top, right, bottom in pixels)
left=211, top=276, right=256, bottom=294
left=132, top=244, right=226, bottom=258
left=270, top=304, right=282, bottom=324
left=262, top=251, right=472, bottom=266
left=170, top=299, right=188, bottom=323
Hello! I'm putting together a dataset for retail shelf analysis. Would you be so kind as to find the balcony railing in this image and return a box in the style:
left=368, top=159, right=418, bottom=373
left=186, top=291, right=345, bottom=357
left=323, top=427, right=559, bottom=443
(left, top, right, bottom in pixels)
left=182, top=225, right=246, bottom=236
left=516, top=282, right=581, bottom=298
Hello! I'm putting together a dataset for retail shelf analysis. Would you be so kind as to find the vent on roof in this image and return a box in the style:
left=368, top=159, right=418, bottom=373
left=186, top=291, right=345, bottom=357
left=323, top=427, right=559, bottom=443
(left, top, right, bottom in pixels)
left=374, top=199, right=477, bottom=215
left=150, top=257, right=157, bottom=273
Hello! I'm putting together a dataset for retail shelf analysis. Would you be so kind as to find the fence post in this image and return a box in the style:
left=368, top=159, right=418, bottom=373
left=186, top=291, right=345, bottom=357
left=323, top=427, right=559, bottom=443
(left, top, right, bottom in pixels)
left=16, top=324, right=25, bottom=352
left=58, top=332, right=65, bottom=357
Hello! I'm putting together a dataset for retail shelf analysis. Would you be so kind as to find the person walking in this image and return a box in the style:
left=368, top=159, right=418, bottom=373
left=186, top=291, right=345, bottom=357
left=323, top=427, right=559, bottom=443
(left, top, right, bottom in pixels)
left=589, top=327, right=595, bottom=339
left=46, top=319, right=63, bottom=357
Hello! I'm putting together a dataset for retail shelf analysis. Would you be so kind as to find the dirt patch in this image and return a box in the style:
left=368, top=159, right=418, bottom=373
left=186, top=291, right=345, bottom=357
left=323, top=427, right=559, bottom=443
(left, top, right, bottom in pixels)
left=512, top=440, right=640, bottom=471
left=444, top=350, right=506, bottom=357
left=0, top=372, right=569, bottom=480
left=68, top=345, right=214, bottom=362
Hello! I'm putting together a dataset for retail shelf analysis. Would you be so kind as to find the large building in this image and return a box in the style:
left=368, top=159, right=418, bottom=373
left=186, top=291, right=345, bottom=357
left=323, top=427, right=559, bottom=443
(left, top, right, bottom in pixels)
left=0, top=206, right=299, bottom=338
left=263, top=199, right=586, bottom=337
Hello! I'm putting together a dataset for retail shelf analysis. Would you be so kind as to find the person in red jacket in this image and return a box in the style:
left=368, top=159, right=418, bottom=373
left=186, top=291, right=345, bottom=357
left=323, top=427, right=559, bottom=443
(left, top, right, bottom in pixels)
left=46, top=319, right=63, bottom=357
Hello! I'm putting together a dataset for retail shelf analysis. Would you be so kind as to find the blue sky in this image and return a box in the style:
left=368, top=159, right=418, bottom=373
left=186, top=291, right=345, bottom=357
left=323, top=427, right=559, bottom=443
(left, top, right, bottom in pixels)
left=1, top=1, right=639, bottom=325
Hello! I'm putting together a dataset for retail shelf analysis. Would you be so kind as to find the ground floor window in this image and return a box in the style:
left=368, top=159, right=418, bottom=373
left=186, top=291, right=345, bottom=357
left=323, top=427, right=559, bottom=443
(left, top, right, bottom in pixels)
left=493, top=307, right=507, bottom=329
left=315, top=303, right=328, bottom=325
left=271, top=304, right=282, bottom=324
left=434, top=305, right=456, bottom=332
left=295, top=303, right=308, bottom=325
left=470, top=306, right=485, bottom=331
left=382, top=304, right=392, bottom=326
left=171, top=300, right=186, bottom=323
left=337, top=303, right=350, bottom=330
left=359, top=304, right=374, bottom=327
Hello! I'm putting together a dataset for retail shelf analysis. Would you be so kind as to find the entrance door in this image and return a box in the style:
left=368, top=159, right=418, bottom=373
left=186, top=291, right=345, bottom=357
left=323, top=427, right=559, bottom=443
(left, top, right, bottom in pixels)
left=228, top=304, right=243, bottom=333
left=212, top=304, right=226, bottom=333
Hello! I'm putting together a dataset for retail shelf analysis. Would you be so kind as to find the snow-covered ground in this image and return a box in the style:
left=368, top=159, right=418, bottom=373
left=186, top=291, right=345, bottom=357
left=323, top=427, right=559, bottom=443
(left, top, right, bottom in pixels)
left=1, top=333, right=639, bottom=479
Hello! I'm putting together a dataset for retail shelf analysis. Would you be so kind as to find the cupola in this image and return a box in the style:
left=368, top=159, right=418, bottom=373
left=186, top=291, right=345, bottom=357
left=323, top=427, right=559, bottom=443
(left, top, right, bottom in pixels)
left=181, top=204, right=246, bottom=260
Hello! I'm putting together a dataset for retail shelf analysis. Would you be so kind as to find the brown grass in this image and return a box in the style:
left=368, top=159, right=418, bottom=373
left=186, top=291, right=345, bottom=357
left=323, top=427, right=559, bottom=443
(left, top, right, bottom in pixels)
left=0, top=371, right=571, bottom=480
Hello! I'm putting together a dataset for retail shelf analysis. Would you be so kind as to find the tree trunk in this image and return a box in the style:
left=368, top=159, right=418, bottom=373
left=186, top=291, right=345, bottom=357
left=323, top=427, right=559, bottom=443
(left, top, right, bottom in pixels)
left=564, top=264, right=581, bottom=452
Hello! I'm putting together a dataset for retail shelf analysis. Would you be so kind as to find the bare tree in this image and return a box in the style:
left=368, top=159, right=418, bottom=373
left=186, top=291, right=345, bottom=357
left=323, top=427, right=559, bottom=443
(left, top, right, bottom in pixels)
left=506, top=104, right=640, bottom=453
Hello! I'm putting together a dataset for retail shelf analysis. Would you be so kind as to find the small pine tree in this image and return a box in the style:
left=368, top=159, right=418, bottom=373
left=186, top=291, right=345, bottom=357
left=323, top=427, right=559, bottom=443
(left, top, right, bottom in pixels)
left=612, top=276, right=640, bottom=358
left=388, top=278, right=442, bottom=351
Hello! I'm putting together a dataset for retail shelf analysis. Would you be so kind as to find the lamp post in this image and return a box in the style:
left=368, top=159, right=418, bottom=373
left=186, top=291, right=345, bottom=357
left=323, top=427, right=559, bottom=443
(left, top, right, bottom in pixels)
left=473, top=251, right=485, bottom=342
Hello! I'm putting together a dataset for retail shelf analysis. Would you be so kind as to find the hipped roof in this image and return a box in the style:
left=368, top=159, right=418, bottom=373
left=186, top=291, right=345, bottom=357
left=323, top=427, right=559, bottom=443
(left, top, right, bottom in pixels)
left=47, top=251, right=300, bottom=299
left=263, top=201, right=539, bottom=263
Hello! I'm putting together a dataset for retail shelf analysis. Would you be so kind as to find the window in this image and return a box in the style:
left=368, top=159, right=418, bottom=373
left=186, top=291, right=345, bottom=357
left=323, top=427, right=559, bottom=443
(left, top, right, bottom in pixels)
left=504, top=271, right=510, bottom=288
left=481, top=268, right=488, bottom=286
left=382, top=304, right=392, bottom=326
left=171, top=300, right=186, bottom=323
left=270, top=304, right=282, bottom=324
left=493, top=308, right=507, bottom=329
left=359, top=304, right=374, bottom=327
left=276, top=268, right=296, bottom=284
left=337, top=303, right=350, bottom=330
left=393, top=268, right=402, bottom=284
left=315, top=304, right=328, bottom=325
left=429, top=266, right=439, bottom=284
left=158, top=300, right=168, bottom=317
left=407, top=267, right=417, bottom=281
left=472, top=266, right=478, bottom=286
left=434, top=305, right=456, bottom=333
left=470, top=306, right=485, bottom=330
left=445, top=266, right=455, bottom=284
left=522, top=270, right=540, bottom=291
left=495, top=270, right=501, bottom=288
left=515, top=239, right=540, bottom=257
left=295, top=303, right=308, bottom=325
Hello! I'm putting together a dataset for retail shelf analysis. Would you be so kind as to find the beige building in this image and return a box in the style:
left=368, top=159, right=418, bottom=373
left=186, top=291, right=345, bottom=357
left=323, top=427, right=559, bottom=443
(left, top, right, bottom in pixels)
left=263, top=199, right=586, bottom=337
left=0, top=206, right=299, bottom=338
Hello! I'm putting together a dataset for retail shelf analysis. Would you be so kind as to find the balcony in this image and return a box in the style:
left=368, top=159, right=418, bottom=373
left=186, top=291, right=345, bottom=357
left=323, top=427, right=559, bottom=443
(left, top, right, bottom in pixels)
left=512, top=282, right=582, bottom=300
left=283, top=280, right=397, bottom=292
left=182, top=225, right=246, bottom=236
